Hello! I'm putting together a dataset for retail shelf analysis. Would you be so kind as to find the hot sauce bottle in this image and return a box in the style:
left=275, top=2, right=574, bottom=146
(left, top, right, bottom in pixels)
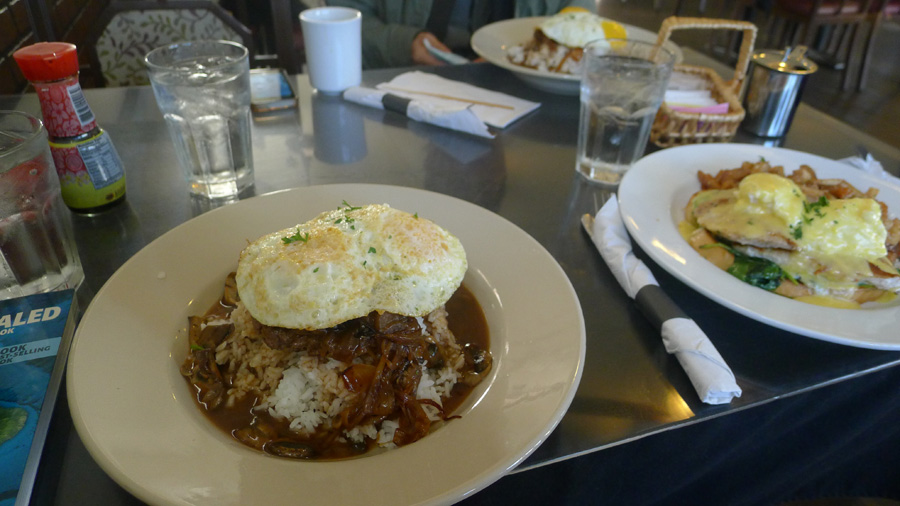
left=13, top=42, right=126, bottom=213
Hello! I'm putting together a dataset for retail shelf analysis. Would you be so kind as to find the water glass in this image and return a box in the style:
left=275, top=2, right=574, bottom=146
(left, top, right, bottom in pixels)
left=0, top=111, right=83, bottom=300
left=300, top=7, right=362, bottom=94
left=144, top=40, right=254, bottom=199
left=576, top=39, right=675, bottom=186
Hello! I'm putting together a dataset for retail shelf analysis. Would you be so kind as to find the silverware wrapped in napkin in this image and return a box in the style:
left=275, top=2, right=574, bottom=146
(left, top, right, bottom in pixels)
left=583, top=196, right=742, bottom=405
left=343, top=86, right=494, bottom=138
left=342, top=71, right=540, bottom=138
left=840, top=153, right=900, bottom=185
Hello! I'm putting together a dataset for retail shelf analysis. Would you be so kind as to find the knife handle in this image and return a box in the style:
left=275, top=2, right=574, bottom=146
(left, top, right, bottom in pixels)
left=634, top=284, right=691, bottom=331
left=382, top=93, right=411, bottom=115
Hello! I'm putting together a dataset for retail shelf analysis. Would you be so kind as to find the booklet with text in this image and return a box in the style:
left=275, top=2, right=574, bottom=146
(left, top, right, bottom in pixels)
left=0, top=289, right=76, bottom=506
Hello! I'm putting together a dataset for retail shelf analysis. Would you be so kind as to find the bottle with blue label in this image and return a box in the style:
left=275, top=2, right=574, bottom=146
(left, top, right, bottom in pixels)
left=13, top=43, right=126, bottom=213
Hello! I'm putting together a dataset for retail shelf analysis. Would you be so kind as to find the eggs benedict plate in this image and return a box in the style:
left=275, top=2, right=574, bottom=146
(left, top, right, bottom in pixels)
left=618, top=144, right=900, bottom=349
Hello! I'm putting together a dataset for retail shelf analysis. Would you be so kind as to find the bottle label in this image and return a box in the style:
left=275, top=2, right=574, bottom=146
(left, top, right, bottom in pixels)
left=66, top=83, right=96, bottom=127
left=49, top=131, right=126, bottom=210
left=33, top=77, right=98, bottom=138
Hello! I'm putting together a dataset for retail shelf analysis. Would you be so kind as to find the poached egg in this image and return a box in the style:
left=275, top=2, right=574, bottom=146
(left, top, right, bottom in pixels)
left=688, top=172, right=897, bottom=297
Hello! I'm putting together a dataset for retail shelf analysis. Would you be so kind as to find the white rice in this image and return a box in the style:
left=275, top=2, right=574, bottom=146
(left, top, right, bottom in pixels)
left=258, top=357, right=350, bottom=434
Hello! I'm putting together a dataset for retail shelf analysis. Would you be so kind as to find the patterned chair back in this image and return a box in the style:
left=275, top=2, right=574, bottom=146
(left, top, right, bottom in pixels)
left=87, top=2, right=253, bottom=87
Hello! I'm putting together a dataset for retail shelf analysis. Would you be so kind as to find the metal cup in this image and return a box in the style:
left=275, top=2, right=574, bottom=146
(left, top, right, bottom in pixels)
left=741, top=47, right=818, bottom=138
left=0, top=111, right=83, bottom=300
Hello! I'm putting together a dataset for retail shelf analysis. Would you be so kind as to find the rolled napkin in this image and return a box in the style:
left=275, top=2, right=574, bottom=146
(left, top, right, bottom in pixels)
left=343, top=86, right=493, bottom=138
left=376, top=71, right=540, bottom=128
left=586, top=195, right=742, bottom=405
left=840, top=153, right=900, bottom=185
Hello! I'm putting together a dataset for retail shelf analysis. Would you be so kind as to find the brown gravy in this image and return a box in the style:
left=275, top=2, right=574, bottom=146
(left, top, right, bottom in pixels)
left=188, top=283, right=489, bottom=460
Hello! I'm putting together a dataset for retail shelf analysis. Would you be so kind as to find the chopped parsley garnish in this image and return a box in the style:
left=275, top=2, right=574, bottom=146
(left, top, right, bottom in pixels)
left=413, top=212, right=418, bottom=219
left=282, top=230, right=310, bottom=244
left=803, top=196, right=829, bottom=220
left=368, top=247, right=376, bottom=254
left=190, top=344, right=205, bottom=351
left=804, top=195, right=829, bottom=212
left=789, top=196, right=830, bottom=240
left=341, top=200, right=361, bottom=212
left=313, top=267, right=319, bottom=273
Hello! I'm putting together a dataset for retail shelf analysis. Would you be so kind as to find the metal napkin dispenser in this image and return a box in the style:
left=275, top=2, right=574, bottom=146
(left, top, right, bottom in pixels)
left=741, top=46, right=818, bottom=138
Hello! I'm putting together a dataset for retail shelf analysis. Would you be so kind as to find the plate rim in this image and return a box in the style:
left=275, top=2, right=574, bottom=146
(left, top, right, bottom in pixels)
left=66, top=183, right=586, bottom=505
left=618, top=144, right=900, bottom=350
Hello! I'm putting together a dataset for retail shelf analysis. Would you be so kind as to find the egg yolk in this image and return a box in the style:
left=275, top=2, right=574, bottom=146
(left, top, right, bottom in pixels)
left=734, top=173, right=805, bottom=228
left=558, top=6, right=590, bottom=14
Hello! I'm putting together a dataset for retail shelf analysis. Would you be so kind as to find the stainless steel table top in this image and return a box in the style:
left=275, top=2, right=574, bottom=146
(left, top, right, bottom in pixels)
left=3, top=52, right=899, bottom=505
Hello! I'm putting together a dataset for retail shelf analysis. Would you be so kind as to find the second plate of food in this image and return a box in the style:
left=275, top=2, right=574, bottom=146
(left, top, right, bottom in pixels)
left=471, top=16, right=683, bottom=95
left=618, top=144, right=900, bottom=349
left=67, top=184, right=585, bottom=505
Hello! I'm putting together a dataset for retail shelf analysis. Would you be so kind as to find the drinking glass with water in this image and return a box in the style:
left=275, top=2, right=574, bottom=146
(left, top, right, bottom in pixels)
left=576, top=40, right=675, bottom=186
left=145, top=41, right=254, bottom=200
left=0, top=111, right=83, bottom=300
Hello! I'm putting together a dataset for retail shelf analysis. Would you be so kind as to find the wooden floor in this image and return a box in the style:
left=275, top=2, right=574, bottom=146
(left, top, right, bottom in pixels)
left=594, top=0, right=900, bottom=151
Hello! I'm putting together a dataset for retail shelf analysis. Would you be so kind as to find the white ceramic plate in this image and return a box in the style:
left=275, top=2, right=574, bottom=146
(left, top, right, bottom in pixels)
left=67, top=184, right=585, bottom=505
left=618, top=144, right=900, bottom=350
left=471, top=16, right=683, bottom=95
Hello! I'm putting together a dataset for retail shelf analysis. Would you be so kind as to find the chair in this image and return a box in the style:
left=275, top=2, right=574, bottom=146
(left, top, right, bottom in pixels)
left=84, top=0, right=254, bottom=87
left=757, top=0, right=899, bottom=89
left=854, top=0, right=899, bottom=88
left=266, top=0, right=305, bottom=75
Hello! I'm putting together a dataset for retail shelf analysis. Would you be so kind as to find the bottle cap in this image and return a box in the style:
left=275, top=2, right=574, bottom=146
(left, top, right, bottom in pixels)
left=13, top=42, right=80, bottom=82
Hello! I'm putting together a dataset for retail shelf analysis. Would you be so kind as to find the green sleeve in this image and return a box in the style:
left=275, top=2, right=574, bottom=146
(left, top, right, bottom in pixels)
left=514, top=0, right=597, bottom=17
left=326, top=0, right=425, bottom=69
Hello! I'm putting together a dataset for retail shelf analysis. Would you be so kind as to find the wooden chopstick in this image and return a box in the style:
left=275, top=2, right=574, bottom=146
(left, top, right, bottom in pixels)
left=380, top=86, right=515, bottom=110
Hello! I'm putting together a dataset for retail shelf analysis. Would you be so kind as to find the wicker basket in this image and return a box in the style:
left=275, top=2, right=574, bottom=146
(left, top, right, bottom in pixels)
left=650, top=17, right=758, bottom=148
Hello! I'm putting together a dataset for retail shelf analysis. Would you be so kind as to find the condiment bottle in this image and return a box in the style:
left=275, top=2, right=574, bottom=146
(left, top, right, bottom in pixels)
left=13, top=42, right=126, bottom=213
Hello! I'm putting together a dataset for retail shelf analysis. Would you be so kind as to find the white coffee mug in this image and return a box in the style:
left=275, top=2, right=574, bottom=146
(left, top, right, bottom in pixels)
left=300, top=7, right=362, bottom=94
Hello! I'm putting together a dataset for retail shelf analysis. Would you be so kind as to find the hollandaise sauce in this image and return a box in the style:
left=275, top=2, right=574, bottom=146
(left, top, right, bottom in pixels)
left=685, top=171, right=899, bottom=307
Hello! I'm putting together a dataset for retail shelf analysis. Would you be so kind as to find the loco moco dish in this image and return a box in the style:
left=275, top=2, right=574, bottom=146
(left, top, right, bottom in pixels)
left=180, top=202, right=492, bottom=459
left=506, top=8, right=627, bottom=75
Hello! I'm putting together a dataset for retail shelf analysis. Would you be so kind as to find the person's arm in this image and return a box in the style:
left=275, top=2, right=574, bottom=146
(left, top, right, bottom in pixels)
left=514, top=0, right=597, bottom=17
left=326, top=0, right=436, bottom=68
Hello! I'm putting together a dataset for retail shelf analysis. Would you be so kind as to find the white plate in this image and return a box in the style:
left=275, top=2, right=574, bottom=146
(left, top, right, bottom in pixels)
left=618, top=144, right=900, bottom=350
left=471, top=16, right=683, bottom=95
left=67, top=184, right=585, bottom=505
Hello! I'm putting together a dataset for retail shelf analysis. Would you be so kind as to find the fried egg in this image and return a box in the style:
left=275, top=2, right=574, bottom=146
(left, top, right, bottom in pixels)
left=688, top=172, right=898, bottom=297
left=236, top=204, right=467, bottom=330
left=538, top=11, right=627, bottom=48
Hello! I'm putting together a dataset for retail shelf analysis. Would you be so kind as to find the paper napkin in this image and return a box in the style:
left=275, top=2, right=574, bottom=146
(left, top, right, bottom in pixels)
left=343, top=86, right=493, bottom=138
left=376, top=71, right=540, bottom=128
left=840, top=153, right=900, bottom=185
left=588, top=196, right=742, bottom=405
